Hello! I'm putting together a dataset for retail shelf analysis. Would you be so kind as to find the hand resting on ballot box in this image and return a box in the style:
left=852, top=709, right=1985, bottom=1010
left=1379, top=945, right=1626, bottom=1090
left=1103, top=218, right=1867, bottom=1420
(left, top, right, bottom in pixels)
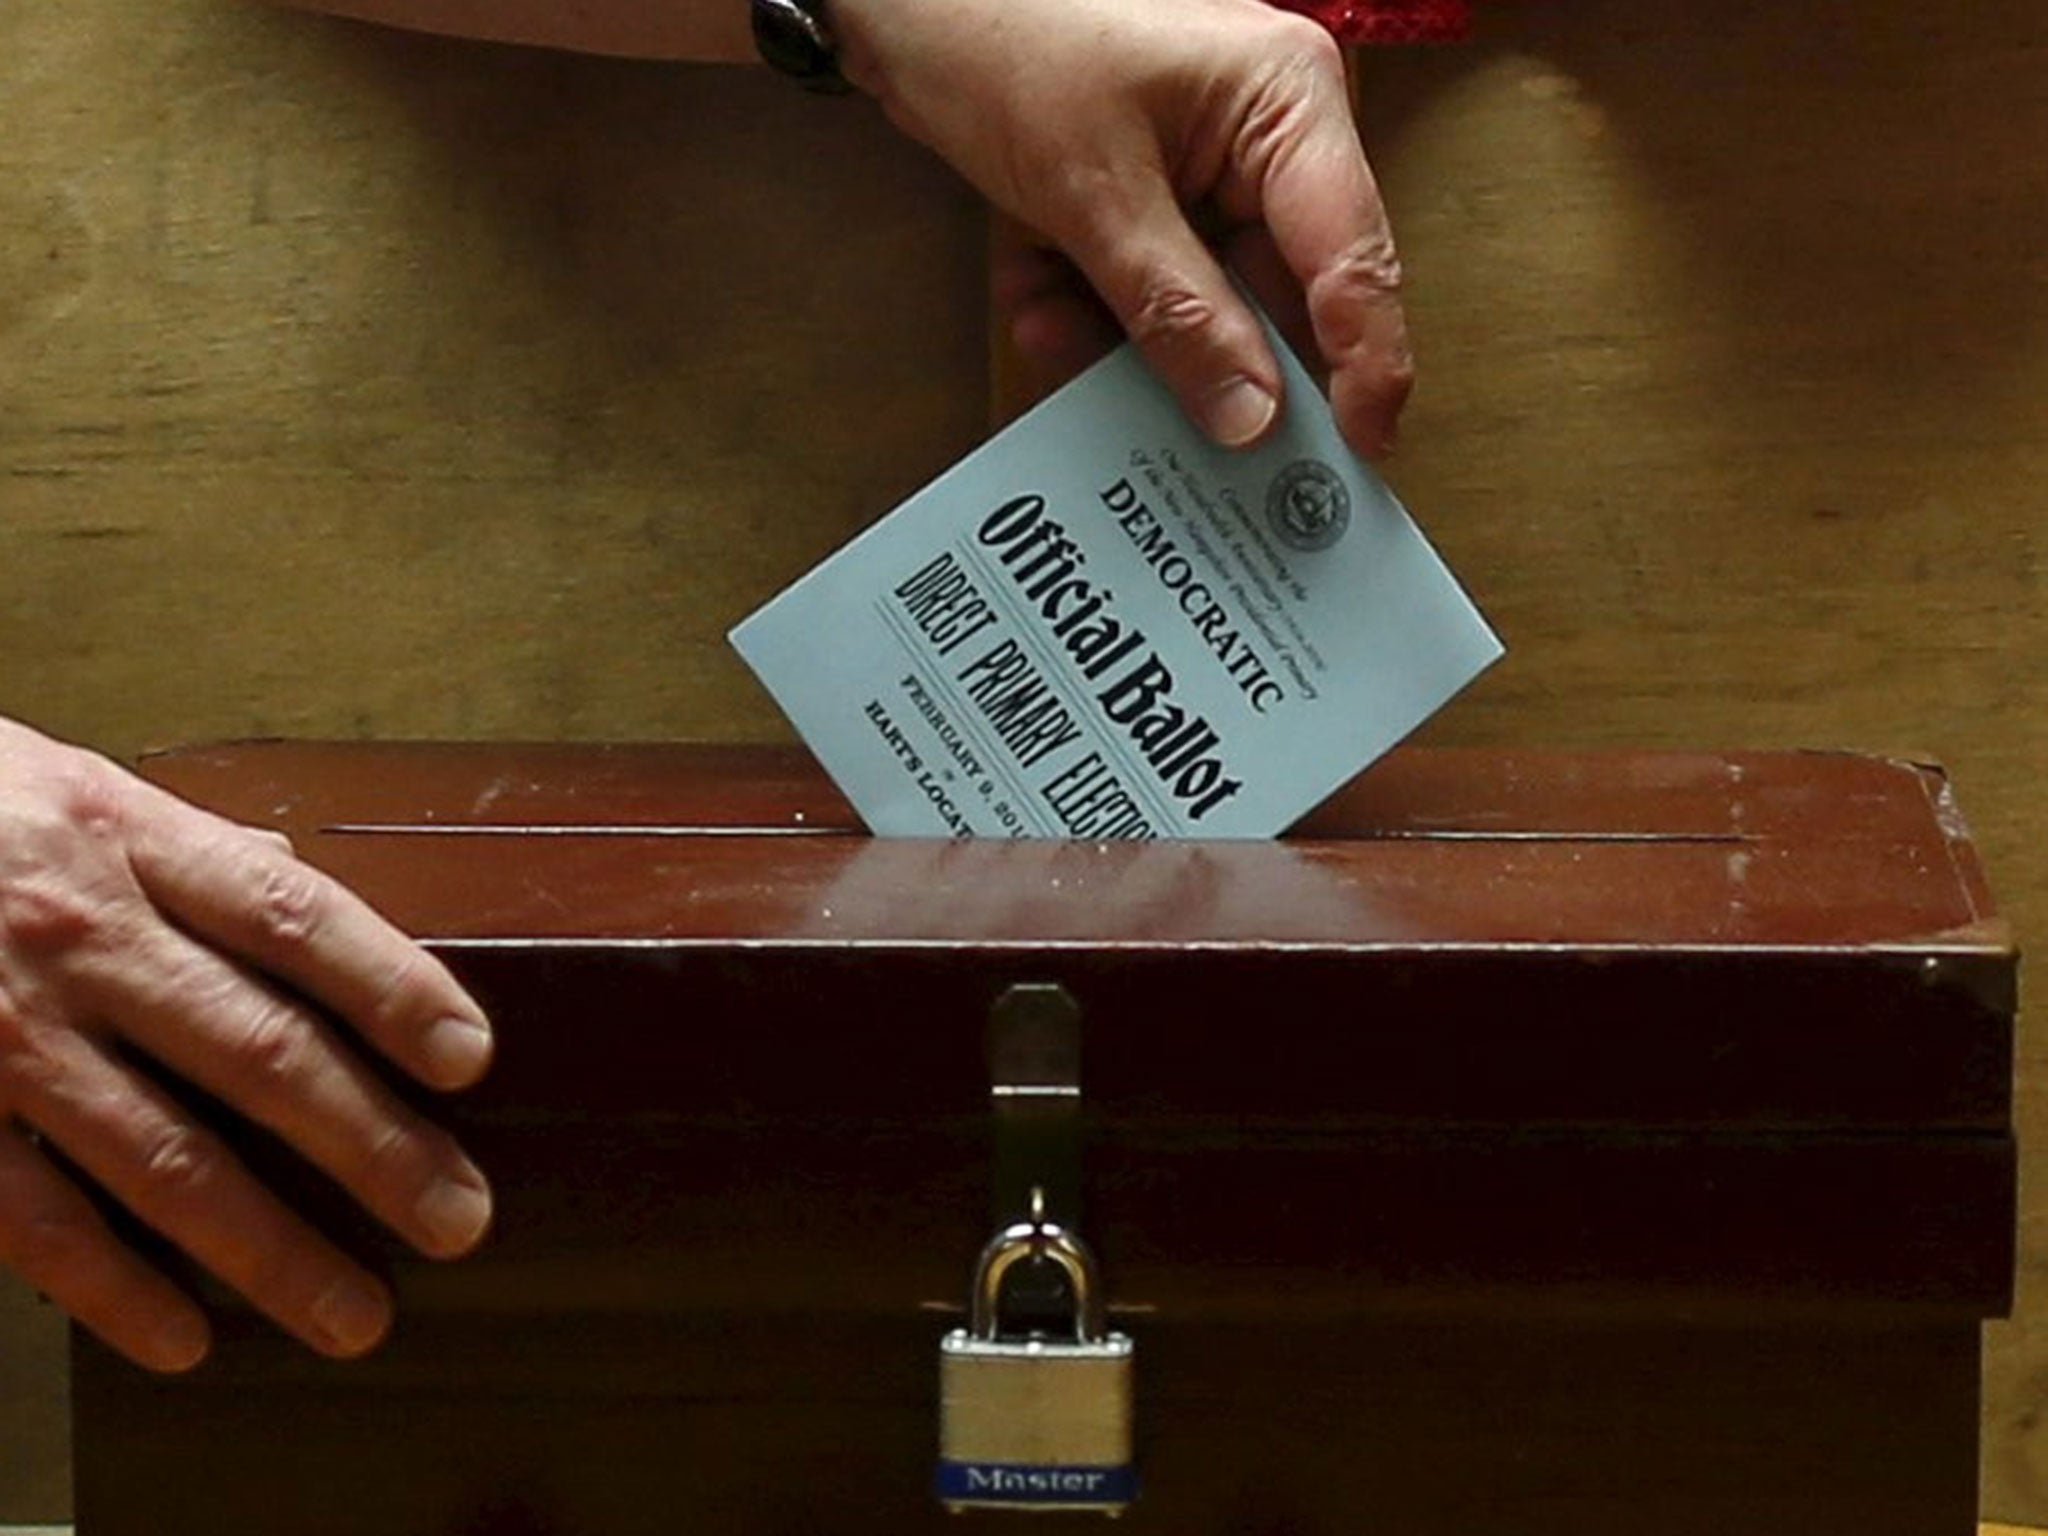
left=0, top=718, right=494, bottom=1372
left=286, top=0, right=1415, bottom=460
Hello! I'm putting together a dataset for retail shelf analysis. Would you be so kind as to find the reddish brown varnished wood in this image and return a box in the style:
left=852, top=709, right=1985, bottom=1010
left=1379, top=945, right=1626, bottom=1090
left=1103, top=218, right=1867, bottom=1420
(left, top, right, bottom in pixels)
left=72, top=743, right=2017, bottom=1536
left=146, top=738, right=1997, bottom=866
left=137, top=740, right=2004, bottom=947
left=135, top=740, right=2015, bottom=1131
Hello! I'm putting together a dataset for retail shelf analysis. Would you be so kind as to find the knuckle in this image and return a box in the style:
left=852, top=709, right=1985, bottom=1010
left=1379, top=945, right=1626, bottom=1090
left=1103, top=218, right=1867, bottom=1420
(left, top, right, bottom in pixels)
left=359, top=1119, right=413, bottom=1180
left=1359, top=331, right=1418, bottom=406
left=347, top=1115, right=434, bottom=1202
left=227, top=996, right=312, bottom=1095
left=247, top=826, right=297, bottom=858
left=0, top=761, right=133, bottom=961
left=1321, top=233, right=1407, bottom=302
left=1127, top=279, right=1221, bottom=352
left=251, top=862, right=327, bottom=948
left=0, top=879, right=102, bottom=958
left=136, top=1122, right=221, bottom=1208
left=1260, top=6, right=1344, bottom=64
left=366, top=949, right=435, bottom=1036
left=1295, top=19, right=1348, bottom=82
left=45, top=755, right=127, bottom=842
left=1233, top=19, right=1345, bottom=149
left=1382, top=348, right=1419, bottom=402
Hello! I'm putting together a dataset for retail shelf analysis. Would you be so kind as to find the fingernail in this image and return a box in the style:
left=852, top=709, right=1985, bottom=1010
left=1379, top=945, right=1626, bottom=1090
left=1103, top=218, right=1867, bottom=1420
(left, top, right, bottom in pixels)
left=310, top=1275, right=391, bottom=1356
left=150, top=1309, right=211, bottom=1373
left=421, top=1015, right=493, bottom=1087
left=1204, top=378, right=1278, bottom=449
left=415, top=1168, right=493, bottom=1257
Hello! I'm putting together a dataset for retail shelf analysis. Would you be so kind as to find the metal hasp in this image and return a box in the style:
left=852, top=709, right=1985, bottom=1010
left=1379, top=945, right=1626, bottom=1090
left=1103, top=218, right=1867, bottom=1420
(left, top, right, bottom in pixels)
left=933, top=985, right=1138, bottom=1515
left=987, top=982, right=1083, bottom=1233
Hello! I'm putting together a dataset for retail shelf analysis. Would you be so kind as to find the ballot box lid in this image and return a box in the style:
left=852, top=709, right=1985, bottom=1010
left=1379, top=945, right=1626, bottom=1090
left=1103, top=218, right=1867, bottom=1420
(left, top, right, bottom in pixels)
left=129, top=741, right=2016, bottom=1319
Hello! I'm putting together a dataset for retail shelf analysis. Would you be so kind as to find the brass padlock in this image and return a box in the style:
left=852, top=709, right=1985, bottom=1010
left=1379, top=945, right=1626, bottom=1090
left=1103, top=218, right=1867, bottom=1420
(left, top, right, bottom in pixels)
left=936, top=1208, right=1136, bottom=1514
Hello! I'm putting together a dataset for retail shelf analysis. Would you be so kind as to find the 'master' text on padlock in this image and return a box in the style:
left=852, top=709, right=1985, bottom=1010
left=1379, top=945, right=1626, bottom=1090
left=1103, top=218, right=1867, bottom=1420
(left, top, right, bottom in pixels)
left=962, top=1466, right=1114, bottom=1496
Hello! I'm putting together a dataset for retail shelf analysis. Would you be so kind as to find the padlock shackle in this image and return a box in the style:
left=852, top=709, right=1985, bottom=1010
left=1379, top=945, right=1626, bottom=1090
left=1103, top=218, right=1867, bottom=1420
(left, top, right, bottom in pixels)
left=968, top=1218, right=1107, bottom=1343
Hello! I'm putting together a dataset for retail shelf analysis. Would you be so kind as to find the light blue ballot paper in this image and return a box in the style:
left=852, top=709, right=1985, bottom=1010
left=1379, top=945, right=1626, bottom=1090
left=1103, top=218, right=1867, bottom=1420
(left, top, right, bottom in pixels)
left=731, top=334, right=1502, bottom=839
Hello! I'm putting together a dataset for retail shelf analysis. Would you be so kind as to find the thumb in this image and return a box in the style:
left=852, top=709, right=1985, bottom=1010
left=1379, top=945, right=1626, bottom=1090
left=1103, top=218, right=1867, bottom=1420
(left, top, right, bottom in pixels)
left=1057, top=183, right=1285, bottom=449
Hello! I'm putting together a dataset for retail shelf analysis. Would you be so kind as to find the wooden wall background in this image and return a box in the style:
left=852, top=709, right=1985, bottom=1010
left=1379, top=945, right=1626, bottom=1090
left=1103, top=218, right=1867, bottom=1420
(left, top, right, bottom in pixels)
left=2, top=0, right=2042, bottom=1522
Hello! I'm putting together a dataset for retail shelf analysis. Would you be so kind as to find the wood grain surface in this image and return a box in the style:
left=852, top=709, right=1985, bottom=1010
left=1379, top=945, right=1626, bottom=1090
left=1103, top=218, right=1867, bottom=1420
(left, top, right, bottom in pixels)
left=2, top=0, right=2044, bottom=1525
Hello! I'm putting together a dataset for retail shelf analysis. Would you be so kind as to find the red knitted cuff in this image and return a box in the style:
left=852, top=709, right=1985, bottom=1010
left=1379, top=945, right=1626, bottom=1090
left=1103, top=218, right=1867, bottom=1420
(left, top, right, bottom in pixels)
left=1270, top=0, right=1470, bottom=45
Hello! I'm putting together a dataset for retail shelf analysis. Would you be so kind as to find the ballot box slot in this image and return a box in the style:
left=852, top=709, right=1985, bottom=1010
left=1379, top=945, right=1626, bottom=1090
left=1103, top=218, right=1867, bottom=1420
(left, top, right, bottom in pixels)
left=319, top=822, right=1758, bottom=845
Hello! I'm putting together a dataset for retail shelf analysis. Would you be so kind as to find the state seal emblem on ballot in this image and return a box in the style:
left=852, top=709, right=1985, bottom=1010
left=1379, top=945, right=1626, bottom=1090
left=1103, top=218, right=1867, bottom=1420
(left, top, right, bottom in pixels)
left=1266, top=459, right=1351, bottom=551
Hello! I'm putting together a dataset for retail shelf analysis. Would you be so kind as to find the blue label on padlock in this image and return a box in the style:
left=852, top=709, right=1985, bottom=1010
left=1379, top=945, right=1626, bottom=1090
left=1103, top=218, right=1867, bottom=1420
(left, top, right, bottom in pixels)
left=935, top=1460, right=1138, bottom=1508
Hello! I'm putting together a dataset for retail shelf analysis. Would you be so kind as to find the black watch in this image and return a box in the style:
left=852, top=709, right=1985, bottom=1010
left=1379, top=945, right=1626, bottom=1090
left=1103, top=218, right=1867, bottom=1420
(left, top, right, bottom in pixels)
left=751, top=0, right=854, bottom=95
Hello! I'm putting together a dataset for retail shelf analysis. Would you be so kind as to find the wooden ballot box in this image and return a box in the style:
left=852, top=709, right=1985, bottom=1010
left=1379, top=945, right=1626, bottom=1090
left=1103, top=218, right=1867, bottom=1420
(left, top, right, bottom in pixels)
left=71, top=742, right=2015, bottom=1535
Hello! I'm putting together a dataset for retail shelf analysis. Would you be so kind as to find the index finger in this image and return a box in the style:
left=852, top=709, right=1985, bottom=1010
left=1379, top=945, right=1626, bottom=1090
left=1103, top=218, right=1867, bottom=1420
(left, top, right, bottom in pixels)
left=124, top=783, right=493, bottom=1093
left=1229, top=43, right=1413, bottom=457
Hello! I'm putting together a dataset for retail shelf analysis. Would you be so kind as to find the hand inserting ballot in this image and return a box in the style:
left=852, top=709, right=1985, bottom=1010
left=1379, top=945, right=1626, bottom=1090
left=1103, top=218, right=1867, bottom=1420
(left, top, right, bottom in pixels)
left=831, top=0, right=1414, bottom=460
left=0, top=718, right=494, bottom=1372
